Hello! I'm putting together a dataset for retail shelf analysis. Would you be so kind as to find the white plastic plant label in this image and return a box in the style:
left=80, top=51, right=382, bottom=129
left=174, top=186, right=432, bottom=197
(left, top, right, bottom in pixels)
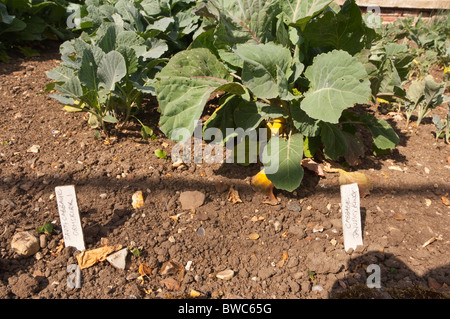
left=55, top=185, right=85, bottom=251
left=340, top=183, right=363, bottom=252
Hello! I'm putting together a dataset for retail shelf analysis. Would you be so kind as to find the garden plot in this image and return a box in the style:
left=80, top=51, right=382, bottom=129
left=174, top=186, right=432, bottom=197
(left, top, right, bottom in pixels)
left=0, top=0, right=449, bottom=300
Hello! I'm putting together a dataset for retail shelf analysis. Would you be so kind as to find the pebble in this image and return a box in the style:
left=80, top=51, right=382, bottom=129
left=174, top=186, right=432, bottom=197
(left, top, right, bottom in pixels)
left=273, top=221, right=281, bottom=233
left=388, top=165, right=403, bottom=172
left=27, top=145, right=40, bottom=153
left=179, top=191, right=205, bottom=210
left=197, top=227, right=205, bottom=236
left=39, top=234, right=47, bottom=248
left=106, top=248, right=128, bottom=270
left=172, top=159, right=186, bottom=170
left=288, top=224, right=305, bottom=236
left=11, top=231, right=40, bottom=257
left=126, top=272, right=140, bottom=281
left=312, top=284, right=324, bottom=292
left=312, top=225, right=324, bottom=233
left=287, top=201, right=302, bottom=212
left=216, top=269, right=234, bottom=280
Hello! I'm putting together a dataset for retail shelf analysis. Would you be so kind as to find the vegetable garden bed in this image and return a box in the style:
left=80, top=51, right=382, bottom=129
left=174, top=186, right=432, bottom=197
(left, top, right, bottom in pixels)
left=0, top=0, right=449, bottom=300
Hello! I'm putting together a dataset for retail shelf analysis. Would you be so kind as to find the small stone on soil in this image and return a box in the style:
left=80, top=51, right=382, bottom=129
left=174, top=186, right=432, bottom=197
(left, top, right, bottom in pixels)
left=287, top=200, right=302, bottom=212
left=106, top=248, right=128, bottom=270
left=11, top=231, right=40, bottom=257
left=179, top=191, right=205, bottom=210
left=216, top=269, right=234, bottom=280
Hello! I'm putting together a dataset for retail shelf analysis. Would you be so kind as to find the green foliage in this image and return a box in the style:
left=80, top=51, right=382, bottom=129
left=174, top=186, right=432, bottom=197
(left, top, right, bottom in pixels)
left=432, top=105, right=449, bottom=144
left=359, top=10, right=448, bottom=139
left=359, top=42, right=414, bottom=102
left=154, top=149, right=168, bottom=159
left=47, top=24, right=168, bottom=136
left=404, top=75, right=447, bottom=126
left=0, top=0, right=77, bottom=61
left=46, top=0, right=202, bottom=139
left=74, top=0, right=201, bottom=52
left=37, top=222, right=53, bottom=234
left=156, top=0, right=399, bottom=192
left=402, top=12, right=449, bottom=66
left=379, top=11, right=448, bottom=78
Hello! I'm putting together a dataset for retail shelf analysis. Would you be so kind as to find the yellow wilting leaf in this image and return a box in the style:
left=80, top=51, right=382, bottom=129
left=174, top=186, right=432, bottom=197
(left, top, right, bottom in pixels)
left=76, top=245, right=122, bottom=269
left=266, top=117, right=286, bottom=137
left=251, top=169, right=279, bottom=205
left=377, top=97, right=390, bottom=104
left=132, top=190, right=144, bottom=209
left=338, top=169, right=373, bottom=197
left=63, top=100, right=85, bottom=112
left=227, top=185, right=242, bottom=204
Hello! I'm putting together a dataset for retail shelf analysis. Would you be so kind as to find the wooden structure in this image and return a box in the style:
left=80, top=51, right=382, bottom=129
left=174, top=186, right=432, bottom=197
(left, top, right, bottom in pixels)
left=334, top=0, right=449, bottom=22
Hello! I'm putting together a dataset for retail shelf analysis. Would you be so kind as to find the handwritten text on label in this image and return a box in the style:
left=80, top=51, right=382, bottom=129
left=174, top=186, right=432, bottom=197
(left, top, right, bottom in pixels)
left=55, top=185, right=85, bottom=251
left=340, top=183, right=363, bottom=252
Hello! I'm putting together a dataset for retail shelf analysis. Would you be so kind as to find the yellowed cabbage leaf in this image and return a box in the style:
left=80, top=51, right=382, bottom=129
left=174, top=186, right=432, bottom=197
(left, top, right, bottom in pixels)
left=338, top=169, right=373, bottom=197
left=251, top=169, right=279, bottom=205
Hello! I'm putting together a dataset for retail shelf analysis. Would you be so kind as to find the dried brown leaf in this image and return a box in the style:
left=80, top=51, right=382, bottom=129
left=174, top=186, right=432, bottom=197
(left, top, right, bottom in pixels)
left=160, top=260, right=182, bottom=276
left=227, top=185, right=242, bottom=204
left=322, top=161, right=342, bottom=173
left=277, top=251, right=289, bottom=267
left=139, top=263, right=152, bottom=277
left=160, top=277, right=179, bottom=290
left=301, top=158, right=325, bottom=176
left=76, top=245, right=122, bottom=269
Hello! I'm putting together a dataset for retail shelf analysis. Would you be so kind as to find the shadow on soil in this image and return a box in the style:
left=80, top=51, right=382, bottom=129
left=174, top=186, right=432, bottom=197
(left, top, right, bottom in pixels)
left=1, top=169, right=449, bottom=298
left=0, top=40, right=62, bottom=76
left=329, top=251, right=450, bottom=299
